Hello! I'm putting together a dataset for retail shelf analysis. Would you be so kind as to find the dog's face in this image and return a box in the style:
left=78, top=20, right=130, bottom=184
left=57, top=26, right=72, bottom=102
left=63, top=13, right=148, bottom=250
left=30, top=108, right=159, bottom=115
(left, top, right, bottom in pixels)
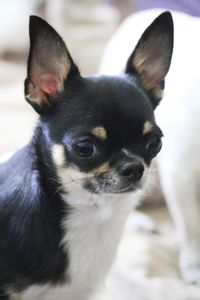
left=25, top=13, right=173, bottom=195
left=45, top=75, right=163, bottom=194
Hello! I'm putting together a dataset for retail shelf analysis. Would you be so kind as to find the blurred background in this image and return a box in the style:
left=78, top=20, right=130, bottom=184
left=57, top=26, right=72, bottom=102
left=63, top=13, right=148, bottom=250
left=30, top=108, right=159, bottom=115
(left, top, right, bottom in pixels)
left=1, top=1, right=200, bottom=300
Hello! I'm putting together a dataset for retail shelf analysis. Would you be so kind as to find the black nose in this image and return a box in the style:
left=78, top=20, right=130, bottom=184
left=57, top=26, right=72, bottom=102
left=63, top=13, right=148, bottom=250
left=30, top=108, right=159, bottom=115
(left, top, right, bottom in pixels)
left=119, top=162, right=144, bottom=181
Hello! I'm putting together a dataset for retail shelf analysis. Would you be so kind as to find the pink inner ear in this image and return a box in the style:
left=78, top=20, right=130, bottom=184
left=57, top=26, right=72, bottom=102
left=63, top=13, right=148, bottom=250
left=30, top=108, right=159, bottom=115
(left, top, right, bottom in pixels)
left=39, top=73, right=59, bottom=98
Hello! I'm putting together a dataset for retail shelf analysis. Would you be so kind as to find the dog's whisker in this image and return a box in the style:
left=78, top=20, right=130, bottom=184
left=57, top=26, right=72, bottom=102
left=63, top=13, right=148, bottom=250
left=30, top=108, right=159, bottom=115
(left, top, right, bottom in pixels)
left=49, top=186, right=63, bottom=200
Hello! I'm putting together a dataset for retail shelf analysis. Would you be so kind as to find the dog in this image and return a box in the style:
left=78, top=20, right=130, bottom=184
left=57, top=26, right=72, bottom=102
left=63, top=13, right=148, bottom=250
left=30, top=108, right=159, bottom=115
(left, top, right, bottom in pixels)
left=0, top=13, right=173, bottom=299
left=100, top=9, right=200, bottom=284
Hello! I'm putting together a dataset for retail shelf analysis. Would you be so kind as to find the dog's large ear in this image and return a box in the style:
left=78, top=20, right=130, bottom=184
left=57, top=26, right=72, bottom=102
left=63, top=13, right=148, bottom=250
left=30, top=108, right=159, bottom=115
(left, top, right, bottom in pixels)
left=126, top=12, right=173, bottom=109
left=25, top=16, right=80, bottom=114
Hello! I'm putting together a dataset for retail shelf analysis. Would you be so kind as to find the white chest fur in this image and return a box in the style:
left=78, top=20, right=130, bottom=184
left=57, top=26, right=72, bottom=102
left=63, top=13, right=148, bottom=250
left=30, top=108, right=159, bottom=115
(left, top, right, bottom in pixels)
left=20, top=190, right=139, bottom=300
left=62, top=191, right=135, bottom=286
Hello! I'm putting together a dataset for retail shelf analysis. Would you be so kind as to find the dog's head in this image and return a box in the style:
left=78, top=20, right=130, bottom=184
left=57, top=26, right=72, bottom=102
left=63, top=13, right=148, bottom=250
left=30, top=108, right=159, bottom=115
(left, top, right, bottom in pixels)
left=25, top=13, right=173, bottom=196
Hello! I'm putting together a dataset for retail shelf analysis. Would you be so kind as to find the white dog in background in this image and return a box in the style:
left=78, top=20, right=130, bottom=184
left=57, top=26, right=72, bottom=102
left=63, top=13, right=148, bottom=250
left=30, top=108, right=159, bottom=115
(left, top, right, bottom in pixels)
left=99, top=9, right=200, bottom=284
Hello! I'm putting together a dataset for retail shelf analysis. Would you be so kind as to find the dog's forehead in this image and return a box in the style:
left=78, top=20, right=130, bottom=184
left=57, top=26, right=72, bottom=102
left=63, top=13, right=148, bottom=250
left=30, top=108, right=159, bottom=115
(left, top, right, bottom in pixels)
left=79, top=75, right=154, bottom=119
left=78, top=76, right=154, bottom=132
left=46, top=75, right=155, bottom=141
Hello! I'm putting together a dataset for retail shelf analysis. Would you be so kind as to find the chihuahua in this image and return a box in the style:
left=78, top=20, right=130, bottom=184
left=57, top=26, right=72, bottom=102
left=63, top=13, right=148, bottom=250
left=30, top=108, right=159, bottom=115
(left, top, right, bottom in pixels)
left=0, top=13, right=173, bottom=300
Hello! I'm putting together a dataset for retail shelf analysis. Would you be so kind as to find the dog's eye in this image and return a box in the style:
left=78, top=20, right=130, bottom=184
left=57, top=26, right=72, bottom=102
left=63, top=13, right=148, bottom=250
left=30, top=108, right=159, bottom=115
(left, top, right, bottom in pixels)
left=146, top=135, right=162, bottom=154
left=73, top=140, right=95, bottom=158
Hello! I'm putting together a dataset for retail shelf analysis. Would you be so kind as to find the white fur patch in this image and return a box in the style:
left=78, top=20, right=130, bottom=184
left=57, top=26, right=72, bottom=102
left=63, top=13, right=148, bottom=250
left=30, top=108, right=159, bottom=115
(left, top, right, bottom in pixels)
left=61, top=189, right=141, bottom=291
left=52, top=144, right=66, bottom=167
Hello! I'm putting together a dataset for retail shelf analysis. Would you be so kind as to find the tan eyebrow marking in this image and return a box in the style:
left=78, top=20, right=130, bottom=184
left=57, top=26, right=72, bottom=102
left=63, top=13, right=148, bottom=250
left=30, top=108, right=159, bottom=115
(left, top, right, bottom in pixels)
left=91, top=126, right=107, bottom=140
left=143, top=121, right=153, bottom=135
left=90, top=162, right=110, bottom=176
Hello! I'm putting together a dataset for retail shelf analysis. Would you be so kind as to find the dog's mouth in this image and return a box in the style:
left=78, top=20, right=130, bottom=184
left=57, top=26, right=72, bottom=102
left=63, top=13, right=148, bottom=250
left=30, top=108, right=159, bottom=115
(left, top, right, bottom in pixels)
left=83, top=179, right=142, bottom=194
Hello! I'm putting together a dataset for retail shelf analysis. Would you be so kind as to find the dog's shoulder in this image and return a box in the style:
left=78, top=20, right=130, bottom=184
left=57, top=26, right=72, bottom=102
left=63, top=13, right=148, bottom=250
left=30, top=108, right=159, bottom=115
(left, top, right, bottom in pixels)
left=0, top=146, right=40, bottom=201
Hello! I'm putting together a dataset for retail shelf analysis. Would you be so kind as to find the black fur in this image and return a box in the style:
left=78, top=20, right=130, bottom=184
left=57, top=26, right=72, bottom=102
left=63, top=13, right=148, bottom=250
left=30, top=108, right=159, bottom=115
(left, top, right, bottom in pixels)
left=0, top=13, right=173, bottom=298
left=0, top=128, right=68, bottom=296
